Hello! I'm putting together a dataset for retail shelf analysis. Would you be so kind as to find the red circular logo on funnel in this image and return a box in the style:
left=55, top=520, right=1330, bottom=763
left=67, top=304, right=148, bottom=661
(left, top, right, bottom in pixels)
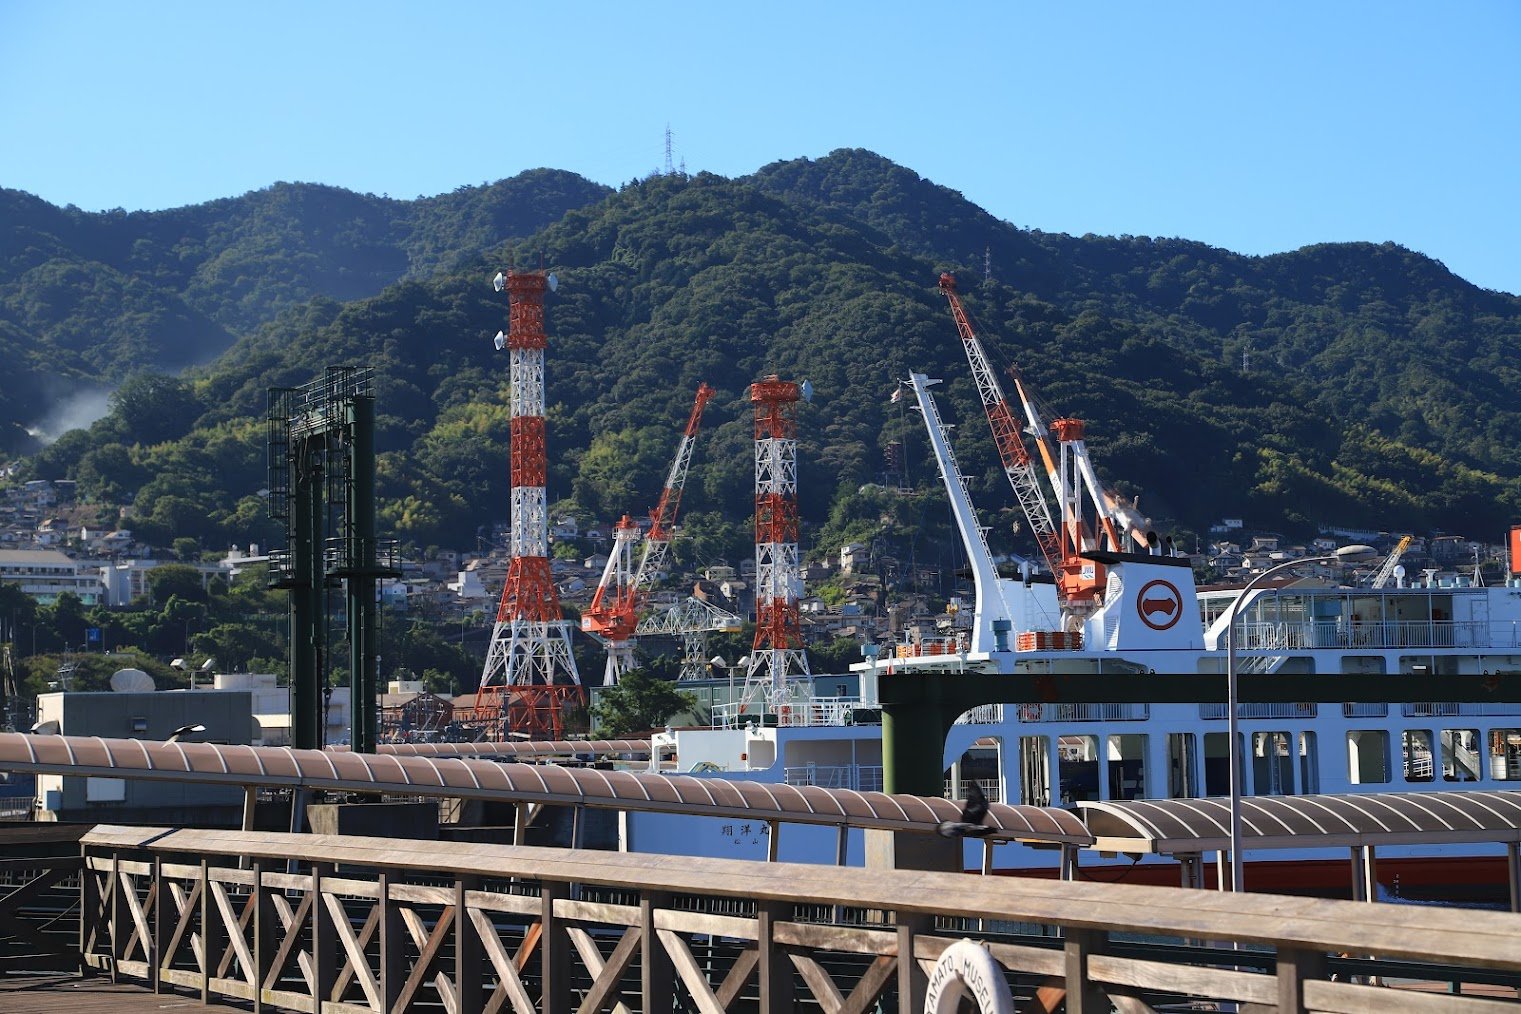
left=1137, top=579, right=1182, bottom=630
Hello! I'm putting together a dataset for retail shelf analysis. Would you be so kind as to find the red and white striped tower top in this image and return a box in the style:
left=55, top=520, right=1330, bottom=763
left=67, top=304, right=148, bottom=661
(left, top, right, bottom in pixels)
left=479, top=270, right=580, bottom=694
left=744, top=375, right=810, bottom=715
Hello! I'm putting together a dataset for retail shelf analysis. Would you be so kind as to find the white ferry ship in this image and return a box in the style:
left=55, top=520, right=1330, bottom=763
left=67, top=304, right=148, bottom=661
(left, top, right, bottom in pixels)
left=622, top=367, right=1521, bottom=900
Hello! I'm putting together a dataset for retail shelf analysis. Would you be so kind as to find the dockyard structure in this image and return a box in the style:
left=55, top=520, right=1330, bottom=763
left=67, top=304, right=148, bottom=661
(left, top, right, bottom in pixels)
left=476, top=270, right=581, bottom=738
left=266, top=366, right=399, bottom=753
left=742, top=376, right=811, bottom=714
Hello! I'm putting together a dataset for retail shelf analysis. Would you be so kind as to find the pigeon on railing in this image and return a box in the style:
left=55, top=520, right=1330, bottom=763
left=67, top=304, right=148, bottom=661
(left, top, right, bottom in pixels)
left=936, top=781, right=996, bottom=838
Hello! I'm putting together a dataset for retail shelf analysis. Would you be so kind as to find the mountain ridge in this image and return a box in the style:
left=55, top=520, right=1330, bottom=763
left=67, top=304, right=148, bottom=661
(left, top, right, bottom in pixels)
left=6, top=150, right=1520, bottom=565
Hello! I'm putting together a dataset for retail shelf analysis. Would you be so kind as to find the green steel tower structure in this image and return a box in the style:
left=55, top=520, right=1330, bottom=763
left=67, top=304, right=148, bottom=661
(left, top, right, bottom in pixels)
left=268, top=367, right=398, bottom=753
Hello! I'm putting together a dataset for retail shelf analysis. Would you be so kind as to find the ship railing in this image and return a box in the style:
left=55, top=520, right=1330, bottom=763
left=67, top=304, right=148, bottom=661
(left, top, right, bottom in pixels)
left=712, top=696, right=861, bottom=729
left=783, top=763, right=885, bottom=793
left=1233, top=653, right=1283, bottom=674
left=956, top=704, right=1004, bottom=724
left=1201, top=702, right=1318, bottom=720
left=893, top=636, right=967, bottom=659
left=1241, top=619, right=1507, bottom=650
left=777, top=697, right=860, bottom=727
left=945, top=777, right=1002, bottom=803
left=1017, top=702, right=1150, bottom=723
left=1401, top=702, right=1521, bottom=718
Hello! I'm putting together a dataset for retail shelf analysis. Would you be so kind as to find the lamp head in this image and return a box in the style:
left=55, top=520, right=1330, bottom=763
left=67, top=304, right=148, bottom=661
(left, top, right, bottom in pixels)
left=1335, top=544, right=1379, bottom=564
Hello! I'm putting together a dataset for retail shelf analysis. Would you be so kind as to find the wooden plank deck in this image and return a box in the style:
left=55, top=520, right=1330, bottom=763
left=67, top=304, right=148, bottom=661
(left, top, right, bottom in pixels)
left=0, top=974, right=253, bottom=1012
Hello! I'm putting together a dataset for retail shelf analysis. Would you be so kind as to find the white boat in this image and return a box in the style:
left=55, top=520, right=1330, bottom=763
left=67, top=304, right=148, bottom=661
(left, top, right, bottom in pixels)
left=620, top=365, right=1521, bottom=900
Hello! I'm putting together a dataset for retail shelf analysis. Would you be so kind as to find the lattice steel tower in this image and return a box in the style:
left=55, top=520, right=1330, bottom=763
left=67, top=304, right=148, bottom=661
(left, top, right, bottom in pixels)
left=477, top=270, right=581, bottom=737
left=743, top=376, right=811, bottom=714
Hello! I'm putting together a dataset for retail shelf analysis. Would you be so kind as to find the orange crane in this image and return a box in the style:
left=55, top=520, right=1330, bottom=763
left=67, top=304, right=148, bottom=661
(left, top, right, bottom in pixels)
left=581, top=383, right=716, bottom=683
left=938, top=273, right=1147, bottom=618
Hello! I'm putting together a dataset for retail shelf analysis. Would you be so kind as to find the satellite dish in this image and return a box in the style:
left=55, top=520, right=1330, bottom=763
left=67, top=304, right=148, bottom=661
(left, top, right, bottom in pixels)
left=30, top=720, right=60, bottom=736
left=492, top=271, right=505, bottom=292
left=1393, top=565, right=1406, bottom=578
left=493, top=330, right=507, bottom=351
left=547, top=273, right=559, bottom=293
left=110, top=668, right=155, bottom=693
left=799, top=379, right=814, bottom=403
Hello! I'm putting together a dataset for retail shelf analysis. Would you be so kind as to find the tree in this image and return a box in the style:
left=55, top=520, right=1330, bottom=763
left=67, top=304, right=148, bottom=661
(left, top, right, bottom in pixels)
left=109, top=373, right=204, bottom=446
left=591, top=667, right=697, bottom=737
left=146, top=564, right=207, bottom=605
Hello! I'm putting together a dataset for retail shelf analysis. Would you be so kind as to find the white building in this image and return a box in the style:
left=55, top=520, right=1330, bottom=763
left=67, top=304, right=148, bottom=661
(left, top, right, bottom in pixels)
left=0, top=548, right=103, bottom=604
left=99, top=559, right=163, bottom=607
left=212, top=672, right=351, bottom=747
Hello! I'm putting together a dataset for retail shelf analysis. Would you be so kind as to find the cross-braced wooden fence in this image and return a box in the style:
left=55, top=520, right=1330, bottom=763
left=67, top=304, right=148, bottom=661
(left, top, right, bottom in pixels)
left=74, top=824, right=1521, bottom=1013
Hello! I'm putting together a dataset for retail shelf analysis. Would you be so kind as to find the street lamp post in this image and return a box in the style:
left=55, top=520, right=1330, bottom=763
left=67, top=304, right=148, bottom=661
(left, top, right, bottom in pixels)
left=1225, top=544, right=1376, bottom=893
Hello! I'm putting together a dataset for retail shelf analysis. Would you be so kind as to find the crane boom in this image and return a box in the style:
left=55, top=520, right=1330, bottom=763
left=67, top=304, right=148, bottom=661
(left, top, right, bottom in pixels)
left=580, top=383, right=717, bottom=684
left=940, top=273, right=1124, bottom=616
left=633, top=382, right=715, bottom=593
left=937, top=275, right=1065, bottom=581
left=1371, top=535, right=1413, bottom=589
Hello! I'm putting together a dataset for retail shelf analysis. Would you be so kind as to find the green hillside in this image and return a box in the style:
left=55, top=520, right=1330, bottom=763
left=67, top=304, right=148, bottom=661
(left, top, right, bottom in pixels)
left=0, top=170, right=610, bottom=451
left=10, top=150, right=1521, bottom=566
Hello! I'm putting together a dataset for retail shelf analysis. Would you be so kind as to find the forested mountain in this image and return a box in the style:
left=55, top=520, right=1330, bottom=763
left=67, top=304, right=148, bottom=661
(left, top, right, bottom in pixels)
left=0, top=169, right=610, bottom=450
left=9, top=149, right=1521, bottom=569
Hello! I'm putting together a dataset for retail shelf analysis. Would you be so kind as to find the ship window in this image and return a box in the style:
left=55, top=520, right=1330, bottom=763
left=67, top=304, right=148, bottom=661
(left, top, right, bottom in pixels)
left=1489, top=729, right=1521, bottom=781
left=1341, top=655, right=1386, bottom=674
left=1019, top=736, right=1051, bottom=807
left=1106, top=734, right=1147, bottom=800
left=1202, top=732, right=1239, bottom=796
left=1251, top=731, right=1293, bottom=795
left=1346, top=730, right=1390, bottom=784
left=1440, top=728, right=1481, bottom=782
left=1057, top=735, right=1098, bottom=804
left=1299, top=732, right=1319, bottom=794
left=1167, top=733, right=1198, bottom=798
left=1401, top=730, right=1435, bottom=782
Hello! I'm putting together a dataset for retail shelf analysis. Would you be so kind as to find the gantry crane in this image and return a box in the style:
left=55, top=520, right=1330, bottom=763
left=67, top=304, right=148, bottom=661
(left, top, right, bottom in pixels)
left=937, top=273, right=1148, bottom=620
left=581, top=383, right=724, bottom=684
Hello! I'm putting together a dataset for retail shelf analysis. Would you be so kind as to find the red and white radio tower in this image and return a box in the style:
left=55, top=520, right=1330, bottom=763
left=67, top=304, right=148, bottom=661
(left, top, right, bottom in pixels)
left=477, top=269, right=581, bottom=737
left=743, top=375, right=811, bottom=716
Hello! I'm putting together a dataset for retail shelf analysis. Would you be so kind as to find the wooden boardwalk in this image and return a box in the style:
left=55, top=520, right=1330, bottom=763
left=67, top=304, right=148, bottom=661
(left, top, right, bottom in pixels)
left=0, top=973, right=251, bottom=1012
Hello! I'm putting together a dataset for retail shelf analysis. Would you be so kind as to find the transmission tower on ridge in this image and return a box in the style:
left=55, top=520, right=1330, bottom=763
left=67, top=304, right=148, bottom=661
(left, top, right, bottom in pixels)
left=477, top=269, right=581, bottom=737
left=742, top=375, right=811, bottom=718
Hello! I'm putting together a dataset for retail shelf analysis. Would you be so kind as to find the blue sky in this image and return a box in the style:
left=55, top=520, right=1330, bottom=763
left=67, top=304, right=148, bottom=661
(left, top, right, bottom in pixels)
left=3, top=2, right=1517, bottom=293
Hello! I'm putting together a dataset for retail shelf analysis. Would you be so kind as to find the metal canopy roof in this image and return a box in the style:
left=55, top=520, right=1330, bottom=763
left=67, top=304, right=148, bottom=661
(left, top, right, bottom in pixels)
left=369, top=739, right=651, bottom=759
left=0, top=733, right=1092, bottom=845
left=1077, top=791, right=1521, bottom=854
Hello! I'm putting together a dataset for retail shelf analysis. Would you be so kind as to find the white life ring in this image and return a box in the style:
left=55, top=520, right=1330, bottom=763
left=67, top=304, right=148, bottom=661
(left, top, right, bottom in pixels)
left=923, top=938, right=1014, bottom=1014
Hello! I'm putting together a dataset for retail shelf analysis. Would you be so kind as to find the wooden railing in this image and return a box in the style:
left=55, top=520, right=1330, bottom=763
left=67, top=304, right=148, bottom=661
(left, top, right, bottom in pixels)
left=0, top=849, right=81, bottom=975
left=75, top=824, right=1521, bottom=1012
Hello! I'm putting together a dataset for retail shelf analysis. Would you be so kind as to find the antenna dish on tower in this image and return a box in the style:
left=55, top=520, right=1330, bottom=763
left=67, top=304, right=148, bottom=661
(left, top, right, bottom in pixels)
left=109, top=668, right=155, bottom=693
left=494, top=330, right=507, bottom=351
left=799, top=379, right=814, bottom=403
left=547, top=273, right=559, bottom=293
left=492, top=271, right=505, bottom=292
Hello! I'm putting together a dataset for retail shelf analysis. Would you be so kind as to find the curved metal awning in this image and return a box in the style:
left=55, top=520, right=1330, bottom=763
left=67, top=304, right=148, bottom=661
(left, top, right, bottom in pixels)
left=1077, top=790, right=1521, bottom=854
left=366, top=739, right=651, bottom=759
left=0, top=733, right=1092, bottom=845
